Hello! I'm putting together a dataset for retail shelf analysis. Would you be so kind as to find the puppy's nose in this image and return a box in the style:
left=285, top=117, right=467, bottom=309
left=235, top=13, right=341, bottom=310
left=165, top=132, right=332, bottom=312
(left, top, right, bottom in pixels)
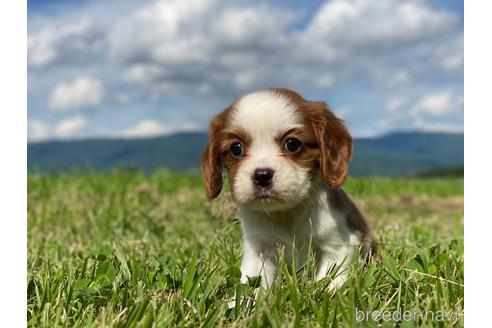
left=252, top=168, right=274, bottom=187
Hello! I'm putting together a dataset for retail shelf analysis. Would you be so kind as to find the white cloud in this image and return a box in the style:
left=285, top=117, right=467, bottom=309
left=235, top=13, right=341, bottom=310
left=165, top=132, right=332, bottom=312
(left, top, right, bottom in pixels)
left=122, top=64, right=163, bottom=86
left=211, top=5, right=295, bottom=48
left=433, top=33, right=464, bottom=73
left=27, top=120, right=48, bottom=141
left=304, top=0, right=458, bottom=51
left=54, top=116, right=87, bottom=137
left=411, top=91, right=462, bottom=117
left=120, top=120, right=170, bottom=138
left=118, top=119, right=202, bottom=139
left=386, top=97, right=408, bottom=113
left=49, top=76, right=103, bottom=111
left=28, top=19, right=104, bottom=67
left=108, top=0, right=214, bottom=64
left=377, top=91, right=463, bottom=133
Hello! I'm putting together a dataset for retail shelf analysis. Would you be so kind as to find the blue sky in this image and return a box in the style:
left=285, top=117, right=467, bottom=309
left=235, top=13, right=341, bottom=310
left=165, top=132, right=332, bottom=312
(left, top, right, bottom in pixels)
left=27, top=0, right=463, bottom=141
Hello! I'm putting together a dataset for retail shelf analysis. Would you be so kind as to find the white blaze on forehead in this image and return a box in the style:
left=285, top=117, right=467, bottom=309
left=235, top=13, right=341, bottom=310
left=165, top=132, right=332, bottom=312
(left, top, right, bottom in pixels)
left=230, top=90, right=302, bottom=140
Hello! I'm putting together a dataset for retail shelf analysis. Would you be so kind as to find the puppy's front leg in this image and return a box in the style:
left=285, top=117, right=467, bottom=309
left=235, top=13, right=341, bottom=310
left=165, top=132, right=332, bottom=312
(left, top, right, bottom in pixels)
left=228, top=243, right=276, bottom=308
left=240, top=243, right=277, bottom=289
left=315, top=250, right=350, bottom=291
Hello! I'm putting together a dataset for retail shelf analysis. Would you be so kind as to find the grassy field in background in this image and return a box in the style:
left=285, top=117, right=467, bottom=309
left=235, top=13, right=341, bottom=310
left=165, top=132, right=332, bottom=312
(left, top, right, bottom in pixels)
left=27, top=169, right=464, bottom=327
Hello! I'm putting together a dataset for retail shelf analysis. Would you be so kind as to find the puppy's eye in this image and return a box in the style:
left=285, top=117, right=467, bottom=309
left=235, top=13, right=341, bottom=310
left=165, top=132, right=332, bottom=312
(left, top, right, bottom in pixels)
left=230, top=142, right=245, bottom=158
left=283, top=138, right=302, bottom=154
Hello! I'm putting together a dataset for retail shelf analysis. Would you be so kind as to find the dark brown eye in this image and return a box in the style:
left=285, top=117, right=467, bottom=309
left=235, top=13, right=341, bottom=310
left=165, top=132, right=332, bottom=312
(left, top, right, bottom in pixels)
left=230, top=142, right=245, bottom=158
left=283, top=138, right=302, bottom=154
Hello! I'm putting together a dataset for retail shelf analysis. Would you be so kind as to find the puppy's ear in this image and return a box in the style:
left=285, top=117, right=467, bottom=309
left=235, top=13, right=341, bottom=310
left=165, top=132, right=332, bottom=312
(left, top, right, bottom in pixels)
left=310, top=102, right=353, bottom=188
left=201, top=109, right=229, bottom=200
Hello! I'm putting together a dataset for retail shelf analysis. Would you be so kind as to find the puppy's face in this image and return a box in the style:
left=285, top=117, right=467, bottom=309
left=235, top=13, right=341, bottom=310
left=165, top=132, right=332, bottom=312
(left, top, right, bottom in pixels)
left=201, top=88, right=352, bottom=211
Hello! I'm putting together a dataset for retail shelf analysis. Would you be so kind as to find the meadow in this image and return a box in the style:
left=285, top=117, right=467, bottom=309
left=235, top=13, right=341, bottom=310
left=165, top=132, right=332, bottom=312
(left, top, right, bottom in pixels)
left=27, top=169, right=464, bottom=327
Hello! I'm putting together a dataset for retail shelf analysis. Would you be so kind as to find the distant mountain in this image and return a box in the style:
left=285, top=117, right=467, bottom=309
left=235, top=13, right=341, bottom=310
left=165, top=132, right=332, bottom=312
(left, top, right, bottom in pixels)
left=28, top=131, right=463, bottom=176
left=28, top=133, right=206, bottom=174
left=417, top=166, right=464, bottom=178
left=350, top=132, right=464, bottom=176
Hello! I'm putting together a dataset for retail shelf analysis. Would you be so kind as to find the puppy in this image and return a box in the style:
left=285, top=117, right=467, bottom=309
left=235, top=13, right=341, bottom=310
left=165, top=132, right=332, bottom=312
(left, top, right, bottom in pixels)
left=201, top=88, right=373, bottom=291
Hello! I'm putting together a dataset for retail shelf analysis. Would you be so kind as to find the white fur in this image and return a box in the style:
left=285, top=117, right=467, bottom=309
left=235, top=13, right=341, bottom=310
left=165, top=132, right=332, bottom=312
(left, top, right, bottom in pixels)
left=227, top=90, right=360, bottom=292
left=231, top=90, right=303, bottom=137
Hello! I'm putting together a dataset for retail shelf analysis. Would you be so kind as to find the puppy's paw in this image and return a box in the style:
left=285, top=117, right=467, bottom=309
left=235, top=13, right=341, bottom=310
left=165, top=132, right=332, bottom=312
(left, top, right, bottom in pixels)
left=226, top=297, right=236, bottom=309
left=226, top=288, right=259, bottom=309
left=326, top=272, right=348, bottom=292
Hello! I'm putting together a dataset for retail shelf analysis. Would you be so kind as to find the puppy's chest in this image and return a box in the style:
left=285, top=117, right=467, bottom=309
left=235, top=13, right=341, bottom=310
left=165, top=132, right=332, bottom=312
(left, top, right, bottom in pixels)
left=239, top=202, right=347, bottom=250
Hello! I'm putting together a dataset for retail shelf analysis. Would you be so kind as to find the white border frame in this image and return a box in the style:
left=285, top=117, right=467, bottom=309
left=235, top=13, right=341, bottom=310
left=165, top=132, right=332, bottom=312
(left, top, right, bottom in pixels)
left=0, top=0, right=27, bottom=325
left=464, top=1, right=492, bottom=326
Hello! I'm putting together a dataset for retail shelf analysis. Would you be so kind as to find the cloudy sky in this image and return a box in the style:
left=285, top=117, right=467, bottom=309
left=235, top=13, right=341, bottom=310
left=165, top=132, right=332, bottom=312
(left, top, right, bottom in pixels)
left=27, top=0, right=463, bottom=141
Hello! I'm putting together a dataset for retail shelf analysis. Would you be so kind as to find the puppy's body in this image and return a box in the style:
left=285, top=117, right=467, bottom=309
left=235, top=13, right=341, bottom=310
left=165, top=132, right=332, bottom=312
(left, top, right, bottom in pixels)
left=240, top=186, right=370, bottom=289
left=201, top=88, right=373, bottom=290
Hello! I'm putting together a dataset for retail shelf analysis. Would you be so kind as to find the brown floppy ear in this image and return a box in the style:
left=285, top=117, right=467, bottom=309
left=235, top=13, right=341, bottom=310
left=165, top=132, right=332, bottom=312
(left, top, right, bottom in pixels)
left=200, top=110, right=229, bottom=200
left=310, top=102, right=353, bottom=188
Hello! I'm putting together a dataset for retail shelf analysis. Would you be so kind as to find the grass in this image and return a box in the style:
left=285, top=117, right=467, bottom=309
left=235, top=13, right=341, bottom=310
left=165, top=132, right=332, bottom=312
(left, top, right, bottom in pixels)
left=27, top=169, right=464, bottom=327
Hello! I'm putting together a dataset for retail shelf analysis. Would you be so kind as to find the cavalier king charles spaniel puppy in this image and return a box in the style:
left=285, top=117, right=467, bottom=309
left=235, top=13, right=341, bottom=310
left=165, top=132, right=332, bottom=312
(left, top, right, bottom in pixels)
left=201, top=88, right=374, bottom=291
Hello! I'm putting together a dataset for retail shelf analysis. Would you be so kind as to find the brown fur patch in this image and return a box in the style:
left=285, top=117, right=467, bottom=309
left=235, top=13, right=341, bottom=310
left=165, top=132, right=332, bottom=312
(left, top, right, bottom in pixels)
left=200, top=104, right=253, bottom=199
left=200, top=106, right=234, bottom=200
left=274, top=127, right=321, bottom=172
left=270, top=88, right=353, bottom=188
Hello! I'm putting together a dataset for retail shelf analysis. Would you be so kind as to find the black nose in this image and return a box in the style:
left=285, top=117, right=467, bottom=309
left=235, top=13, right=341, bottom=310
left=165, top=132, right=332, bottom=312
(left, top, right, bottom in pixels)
left=252, top=168, right=274, bottom=187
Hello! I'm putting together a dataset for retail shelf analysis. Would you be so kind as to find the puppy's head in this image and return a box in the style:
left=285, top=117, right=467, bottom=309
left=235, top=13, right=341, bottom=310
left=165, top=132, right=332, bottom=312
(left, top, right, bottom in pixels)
left=201, top=88, right=352, bottom=211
